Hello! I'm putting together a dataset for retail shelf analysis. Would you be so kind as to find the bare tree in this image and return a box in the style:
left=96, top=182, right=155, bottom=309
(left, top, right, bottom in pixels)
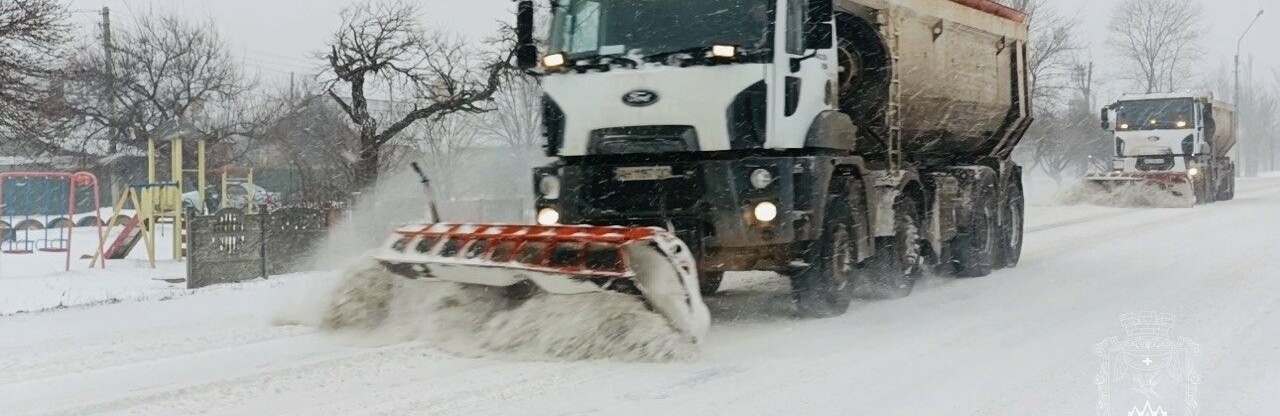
left=0, top=0, right=68, bottom=152
left=1235, top=60, right=1279, bottom=176
left=1106, top=0, right=1204, bottom=94
left=64, top=10, right=254, bottom=154
left=1002, top=0, right=1081, bottom=112
left=321, top=0, right=511, bottom=190
left=1003, top=0, right=1095, bottom=181
left=480, top=74, right=541, bottom=155
left=254, top=92, right=362, bottom=204
left=412, top=112, right=482, bottom=199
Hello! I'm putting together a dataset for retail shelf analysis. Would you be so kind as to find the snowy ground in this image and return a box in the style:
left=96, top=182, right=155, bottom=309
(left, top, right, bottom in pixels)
left=3, top=177, right=1280, bottom=415
left=0, top=224, right=186, bottom=315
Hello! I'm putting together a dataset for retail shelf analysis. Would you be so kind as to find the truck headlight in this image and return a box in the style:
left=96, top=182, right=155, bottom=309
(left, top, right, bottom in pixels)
left=541, top=53, right=567, bottom=69
left=537, top=208, right=561, bottom=226
left=711, top=45, right=739, bottom=59
left=749, top=169, right=774, bottom=189
left=538, top=175, right=561, bottom=200
left=1187, top=167, right=1199, bottom=177
left=753, top=201, right=779, bottom=222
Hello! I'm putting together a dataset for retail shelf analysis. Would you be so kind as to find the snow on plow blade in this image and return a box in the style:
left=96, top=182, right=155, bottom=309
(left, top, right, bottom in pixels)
left=1078, top=171, right=1194, bottom=207
left=372, top=223, right=711, bottom=342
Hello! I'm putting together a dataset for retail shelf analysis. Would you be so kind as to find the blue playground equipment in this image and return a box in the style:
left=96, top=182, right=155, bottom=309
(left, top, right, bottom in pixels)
left=0, top=172, right=105, bottom=272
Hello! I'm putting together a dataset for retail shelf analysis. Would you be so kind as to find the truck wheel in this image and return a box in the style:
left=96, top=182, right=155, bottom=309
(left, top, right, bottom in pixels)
left=792, top=178, right=862, bottom=318
left=952, top=188, right=996, bottom=278
left=699, top=271, right=724, bottom=297
left=1194, top=174, right=1214, bottom=204
left=857, top=196, right=922, bottom=299
left=1216, top=170, right=1235, bottom=201
left=997, top=183, right=1024, bottom=269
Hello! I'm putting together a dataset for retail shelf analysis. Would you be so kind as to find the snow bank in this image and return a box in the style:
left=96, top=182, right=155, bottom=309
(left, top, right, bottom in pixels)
left=288, top=260, right=698, bottom=363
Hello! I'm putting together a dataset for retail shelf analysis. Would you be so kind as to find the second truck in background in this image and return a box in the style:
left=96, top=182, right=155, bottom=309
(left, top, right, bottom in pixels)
left=1090, top=92, right=1237, bottom=206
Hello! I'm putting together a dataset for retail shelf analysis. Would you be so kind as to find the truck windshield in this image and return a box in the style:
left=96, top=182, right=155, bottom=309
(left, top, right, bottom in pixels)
left=1115, top=99, right=1195, bottom=131
left=549, top=0, right=773, bottom=61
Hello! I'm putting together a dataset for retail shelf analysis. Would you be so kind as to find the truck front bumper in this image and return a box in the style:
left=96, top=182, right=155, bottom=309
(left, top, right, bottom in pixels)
left=534, top=155, right=837, bottom=271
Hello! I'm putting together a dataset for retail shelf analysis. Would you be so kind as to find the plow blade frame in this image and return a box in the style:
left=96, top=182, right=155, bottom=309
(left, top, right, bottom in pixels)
left=1082, top=171, right=1196, bottom=206
left=373, top=223, right=711, bottom=340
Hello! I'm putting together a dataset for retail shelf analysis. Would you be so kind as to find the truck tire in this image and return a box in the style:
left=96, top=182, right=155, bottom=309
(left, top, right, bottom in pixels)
left=1217, top=168, right=1235, bottom=201
left=699, top=271, right=724, bottom=297
left=951, top=186, right=996, bottom=278
left=857, top=195, right=922, bottom=299
left=996, top=182, right=1024, bottom=269
left=1194, top=174, right=1214, bottom=204
left=792, top=177, right=863, bottom=318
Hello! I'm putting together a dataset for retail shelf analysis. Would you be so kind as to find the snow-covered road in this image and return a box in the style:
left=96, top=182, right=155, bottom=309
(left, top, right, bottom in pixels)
left=4, top=178, right=1280, bottom=416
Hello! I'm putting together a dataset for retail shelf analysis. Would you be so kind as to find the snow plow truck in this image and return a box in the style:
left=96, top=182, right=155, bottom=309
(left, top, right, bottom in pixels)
left=344, top=0, right=1033, bottom=348
left=1087, top=92, right=1237, bottom=206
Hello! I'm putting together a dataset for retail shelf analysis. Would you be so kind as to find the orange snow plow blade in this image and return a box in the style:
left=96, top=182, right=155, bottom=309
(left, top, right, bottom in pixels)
left=1080, top=171, right=1195, bottom=207
left=371, top=223, right=711, bottom=341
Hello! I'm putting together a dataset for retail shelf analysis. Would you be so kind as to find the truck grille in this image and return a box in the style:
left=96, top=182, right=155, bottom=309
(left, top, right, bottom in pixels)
left=1136, top=157, right=1175, bottom=171
left=588, top=126, right=699, bottom=155
left=581, top=163, right=704, bottom=217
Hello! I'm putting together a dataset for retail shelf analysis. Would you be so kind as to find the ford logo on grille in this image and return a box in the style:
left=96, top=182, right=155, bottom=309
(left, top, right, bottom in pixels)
left=622, top=90, right=659, bottom=107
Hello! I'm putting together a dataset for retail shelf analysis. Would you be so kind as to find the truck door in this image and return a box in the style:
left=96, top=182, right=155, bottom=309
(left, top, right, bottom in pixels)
left=769, top=0, right=837, bottom=148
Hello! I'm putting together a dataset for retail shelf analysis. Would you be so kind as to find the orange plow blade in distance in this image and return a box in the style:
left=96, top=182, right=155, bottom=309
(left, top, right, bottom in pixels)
left=372, top=223, right=711, bottom=342
left=1081, top=171, right=1195, bottom=206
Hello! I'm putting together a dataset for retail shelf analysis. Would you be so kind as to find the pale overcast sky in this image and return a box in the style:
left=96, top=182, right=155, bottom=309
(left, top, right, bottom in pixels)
left=66, top=0, right=1277, bottom=101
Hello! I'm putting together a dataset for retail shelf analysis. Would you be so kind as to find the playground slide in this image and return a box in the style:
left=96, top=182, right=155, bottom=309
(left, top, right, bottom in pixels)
left=104, top=217, right=144, bottom=260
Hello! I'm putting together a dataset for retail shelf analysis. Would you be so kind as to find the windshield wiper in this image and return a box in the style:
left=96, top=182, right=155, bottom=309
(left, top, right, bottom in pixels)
left=640, top=47, right=712, bottom=65
left=570, top=53, right=640, bottom=70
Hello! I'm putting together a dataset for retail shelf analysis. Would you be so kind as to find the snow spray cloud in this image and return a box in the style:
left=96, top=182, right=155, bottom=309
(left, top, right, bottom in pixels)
left=305, top=169, right=431, bottom=271
left=317, top=259, right=700, bottom=362
left=1058, top=181, right=1195, bottom=208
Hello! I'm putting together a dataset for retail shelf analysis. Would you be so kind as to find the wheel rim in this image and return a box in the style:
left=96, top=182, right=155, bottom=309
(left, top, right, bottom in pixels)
left=1009, top=197, right=1023, bottom=252
left=831, top=225, right=855, bottom=291
left=897, top=219, right=922, bottom=278
left=979, top=206, right=994, bottom=252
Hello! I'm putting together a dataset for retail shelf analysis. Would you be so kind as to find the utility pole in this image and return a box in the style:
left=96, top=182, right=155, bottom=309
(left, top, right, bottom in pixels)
left=101, top=8, right=115, bottom=78
left=101, top=6, right=116, bottom=146
left=101, top=7, right=123, bottom=199
left=1234, top=9, right=1264, bottom=177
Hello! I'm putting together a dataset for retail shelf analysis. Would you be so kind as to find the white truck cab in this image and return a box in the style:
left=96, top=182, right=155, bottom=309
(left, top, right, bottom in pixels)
left=1097, top=91, right=1237, bottom=203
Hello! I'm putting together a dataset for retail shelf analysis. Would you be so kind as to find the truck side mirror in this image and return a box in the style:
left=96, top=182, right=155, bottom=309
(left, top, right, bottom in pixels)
left=1099, top=107, right=1110, bottom=130
left=804, top=0, right=834, bottom=49
left=515, top=0, right=538, bottom=70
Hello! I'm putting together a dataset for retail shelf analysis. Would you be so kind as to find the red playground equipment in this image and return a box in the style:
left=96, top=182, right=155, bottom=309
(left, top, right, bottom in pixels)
left=0, top=172, right=106, bottom=272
